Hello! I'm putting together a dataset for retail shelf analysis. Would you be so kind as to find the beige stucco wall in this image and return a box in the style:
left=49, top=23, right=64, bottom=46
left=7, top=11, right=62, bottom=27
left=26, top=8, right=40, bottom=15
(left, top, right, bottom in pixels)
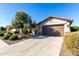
left=64, top=22, right=70, bottom=32
left=36, top=19, right=70, bottom=35
left=44, top=19, right=66, bottom=25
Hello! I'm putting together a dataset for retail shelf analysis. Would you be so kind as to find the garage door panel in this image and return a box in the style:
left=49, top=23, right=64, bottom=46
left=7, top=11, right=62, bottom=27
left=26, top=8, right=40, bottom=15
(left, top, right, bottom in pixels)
left=42, top=25, right=64, bottom=36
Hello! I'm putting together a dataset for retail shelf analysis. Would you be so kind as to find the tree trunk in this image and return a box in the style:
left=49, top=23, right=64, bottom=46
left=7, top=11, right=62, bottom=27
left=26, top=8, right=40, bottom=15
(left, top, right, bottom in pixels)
left=32, top=29, right=35, bottom=36
left=19, top=28, right=23, bottom=35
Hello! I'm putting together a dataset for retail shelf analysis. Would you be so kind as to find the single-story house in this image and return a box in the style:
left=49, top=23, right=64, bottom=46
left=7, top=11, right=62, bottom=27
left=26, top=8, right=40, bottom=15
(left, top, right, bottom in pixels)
left=36, top=16, right=72, bottom=36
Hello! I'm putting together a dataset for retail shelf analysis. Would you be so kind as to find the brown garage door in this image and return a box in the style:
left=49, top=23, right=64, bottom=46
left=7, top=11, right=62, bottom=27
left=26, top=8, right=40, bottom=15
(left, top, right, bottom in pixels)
left=42, top=24, right=64, bottom=36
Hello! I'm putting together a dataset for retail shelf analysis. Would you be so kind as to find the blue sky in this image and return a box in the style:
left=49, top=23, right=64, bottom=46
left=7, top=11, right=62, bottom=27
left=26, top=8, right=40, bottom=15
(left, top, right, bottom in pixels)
left=0, top=3, right=79, bottom=27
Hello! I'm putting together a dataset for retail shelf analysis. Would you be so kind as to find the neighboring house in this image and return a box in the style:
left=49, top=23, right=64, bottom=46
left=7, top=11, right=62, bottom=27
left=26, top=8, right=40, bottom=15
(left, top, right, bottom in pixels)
left=6, top=26, right=17, bottom=33
left=36, top=16, right=72, bottom=36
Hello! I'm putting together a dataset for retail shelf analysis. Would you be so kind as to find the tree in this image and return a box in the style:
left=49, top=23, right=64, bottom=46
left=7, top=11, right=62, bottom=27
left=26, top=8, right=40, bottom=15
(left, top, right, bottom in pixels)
left=12, top=11, right=32, bottom=35
left=31, top=21, right=37, bottom=36
left=23, top=23, right=30, bottom=35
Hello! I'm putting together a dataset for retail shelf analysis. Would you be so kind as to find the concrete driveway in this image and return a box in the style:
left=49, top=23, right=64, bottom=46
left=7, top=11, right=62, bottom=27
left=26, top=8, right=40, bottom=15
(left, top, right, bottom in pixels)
left=0, top=36, right=63, bottom=56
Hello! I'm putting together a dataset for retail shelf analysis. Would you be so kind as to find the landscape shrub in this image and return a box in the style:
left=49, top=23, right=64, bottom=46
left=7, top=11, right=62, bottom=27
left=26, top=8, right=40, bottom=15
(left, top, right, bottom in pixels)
left=23, top=29, right=28, bottom=35
left=0, top=30, right=2, bottom=33
left=4, top=32, right=12, bottom=36
left=0, top=27, right=5, bottom=31
left=13, top=30, right=19, bottom=34
left=9, top=34, right=18, bottom=41
left=0, top=32, right=4, bottom=37
left=4, top=32, right=12, bottom=39
left=70, top=26, right=79, bottom=32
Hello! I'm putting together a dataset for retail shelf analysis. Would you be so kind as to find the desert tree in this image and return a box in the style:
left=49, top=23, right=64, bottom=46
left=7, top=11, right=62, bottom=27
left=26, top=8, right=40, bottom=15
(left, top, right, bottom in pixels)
left=12, top=11, right=32, bottom=35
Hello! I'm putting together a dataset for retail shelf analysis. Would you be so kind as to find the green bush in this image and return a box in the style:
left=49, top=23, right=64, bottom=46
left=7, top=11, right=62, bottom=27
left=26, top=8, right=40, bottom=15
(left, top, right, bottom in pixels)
left=0, top=32, right=4, bottom=37
left=0, top=27, right=5, bottom=31
left=0, top=30, right=5, bottom=37
left=4, top=32, right=12, bottom=39
left=9, top=34, right=18, bottom=41
left=70, top=26, right=79, bottom=32
left=23, top=29, right=28, bottom=35
left=4, top=32, right=12, bottom=36
left=0, top=30, right=2, bottom=33
left=13, top=30, right=19, bottom=34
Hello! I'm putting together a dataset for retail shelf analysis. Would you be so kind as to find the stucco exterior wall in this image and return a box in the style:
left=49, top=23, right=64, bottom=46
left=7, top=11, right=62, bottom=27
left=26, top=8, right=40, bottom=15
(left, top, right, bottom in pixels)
left=64, top=22, right=70, bottom=32
left=36, top=18, right=70, bottom=36
left=44, top=19, right=66, bottom=25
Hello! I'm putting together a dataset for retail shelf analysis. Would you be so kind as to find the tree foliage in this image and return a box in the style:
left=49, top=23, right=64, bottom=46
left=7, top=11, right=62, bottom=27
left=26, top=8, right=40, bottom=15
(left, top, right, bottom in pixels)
left=12, top=11, right=37, bottom=35
left=12, top=11, right=31, bottom=28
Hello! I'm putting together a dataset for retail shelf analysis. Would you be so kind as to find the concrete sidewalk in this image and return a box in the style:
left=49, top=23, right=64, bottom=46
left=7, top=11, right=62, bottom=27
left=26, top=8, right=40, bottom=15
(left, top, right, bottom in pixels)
left=0, top=37, right=63, bottom=56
